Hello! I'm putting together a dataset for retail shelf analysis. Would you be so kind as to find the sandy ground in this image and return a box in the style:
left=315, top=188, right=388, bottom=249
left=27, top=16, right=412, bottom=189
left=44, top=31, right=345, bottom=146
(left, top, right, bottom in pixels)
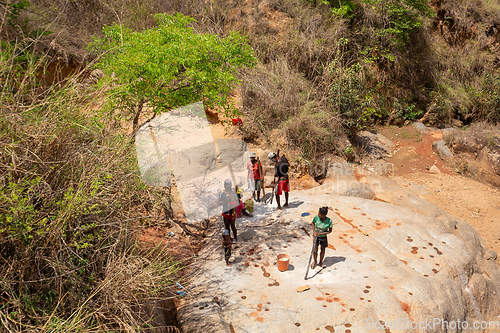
left=380, top=125, right=500, bottom=255
left=395, top=172, right=500, bottom=255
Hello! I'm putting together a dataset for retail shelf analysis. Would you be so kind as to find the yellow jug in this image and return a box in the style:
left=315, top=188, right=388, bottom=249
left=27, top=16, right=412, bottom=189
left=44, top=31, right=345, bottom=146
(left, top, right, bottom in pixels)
left=244, top=200, right=254, bottom=213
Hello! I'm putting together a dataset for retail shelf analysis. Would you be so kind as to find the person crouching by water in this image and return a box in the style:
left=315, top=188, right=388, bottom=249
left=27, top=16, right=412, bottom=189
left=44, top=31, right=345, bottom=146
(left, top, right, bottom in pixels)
left=311, top=206, right=333, bottom=269
left=222, top=229, right=232, bottom=266
left=219, top=179, right=239, bottom=243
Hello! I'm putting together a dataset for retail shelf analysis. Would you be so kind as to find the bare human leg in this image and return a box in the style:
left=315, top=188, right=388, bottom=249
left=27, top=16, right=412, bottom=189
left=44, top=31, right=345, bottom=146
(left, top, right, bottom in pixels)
left=319, top=246, right=326, bottom=268
left=311, top=246, right=318, bottom=269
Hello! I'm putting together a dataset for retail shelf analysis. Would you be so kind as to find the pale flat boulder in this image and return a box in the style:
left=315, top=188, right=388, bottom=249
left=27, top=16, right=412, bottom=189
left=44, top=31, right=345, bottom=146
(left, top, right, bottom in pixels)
left=429, top=165, right=441, bottom=174
left=177, top=178, right=500, bottom=333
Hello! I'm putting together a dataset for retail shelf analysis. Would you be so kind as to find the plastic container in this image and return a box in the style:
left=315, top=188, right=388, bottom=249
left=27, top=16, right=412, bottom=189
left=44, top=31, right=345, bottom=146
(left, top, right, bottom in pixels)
left=277, top=254, right=290, bottom=272
left=244, top=200, right=254, bottom=213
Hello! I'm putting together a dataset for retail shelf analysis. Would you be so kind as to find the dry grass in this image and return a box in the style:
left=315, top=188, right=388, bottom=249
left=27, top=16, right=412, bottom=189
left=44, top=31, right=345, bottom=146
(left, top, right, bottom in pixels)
left=0, top=41, right=183, bottom=332
left=481, top=0, right=500, bottom=14
left=239, top=58, right=345, bottom=158
left=4, top=0, right=500, bottom=156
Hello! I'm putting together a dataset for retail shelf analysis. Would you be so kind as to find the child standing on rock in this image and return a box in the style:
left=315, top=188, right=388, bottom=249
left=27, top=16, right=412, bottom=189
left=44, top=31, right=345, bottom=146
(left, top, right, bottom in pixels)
left=222, top=229, right=232, bottom=266
left=311, top=206, right=333, bottom=269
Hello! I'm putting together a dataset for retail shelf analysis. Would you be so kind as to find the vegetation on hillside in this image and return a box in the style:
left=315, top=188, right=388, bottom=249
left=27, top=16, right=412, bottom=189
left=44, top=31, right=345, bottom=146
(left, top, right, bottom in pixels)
left=4, top=0, right=500, bottom=159
left=2, top=0, right=500, bottom=329
left=89, top=12, right=256, bottom=133
left=0, top=41, right=181, bottom=331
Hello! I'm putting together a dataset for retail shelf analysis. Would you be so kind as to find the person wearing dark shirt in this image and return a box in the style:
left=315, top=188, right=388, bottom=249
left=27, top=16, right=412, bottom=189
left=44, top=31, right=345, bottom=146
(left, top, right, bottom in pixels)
left=218, top=179, right=239, bottom=242
left=268, top=152, right=290, bottom=210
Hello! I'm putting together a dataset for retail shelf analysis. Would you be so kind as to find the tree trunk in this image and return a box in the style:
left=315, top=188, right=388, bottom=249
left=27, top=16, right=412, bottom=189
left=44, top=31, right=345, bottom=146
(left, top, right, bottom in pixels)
left=132, top=98, right=145, bottom=135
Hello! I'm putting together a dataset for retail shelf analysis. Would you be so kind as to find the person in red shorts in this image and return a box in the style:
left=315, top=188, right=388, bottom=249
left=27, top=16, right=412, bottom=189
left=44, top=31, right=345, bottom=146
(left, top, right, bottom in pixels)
left=268, top=152, right=289, bottom=210
left=218, top=179, right=239, bottom=243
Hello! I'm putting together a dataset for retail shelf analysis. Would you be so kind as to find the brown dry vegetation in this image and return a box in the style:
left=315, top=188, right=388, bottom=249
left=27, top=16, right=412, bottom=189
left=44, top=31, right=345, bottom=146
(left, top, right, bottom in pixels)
left=2, top=0, right=500, bottom=330
left=0, top=43, right=187, bottom=330
left=3, top=0, right=500, bottom=154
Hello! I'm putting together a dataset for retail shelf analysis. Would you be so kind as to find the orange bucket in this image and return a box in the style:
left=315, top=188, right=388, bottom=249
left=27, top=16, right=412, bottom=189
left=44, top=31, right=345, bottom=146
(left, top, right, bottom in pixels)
left=277, top=254, right=290, bottom=272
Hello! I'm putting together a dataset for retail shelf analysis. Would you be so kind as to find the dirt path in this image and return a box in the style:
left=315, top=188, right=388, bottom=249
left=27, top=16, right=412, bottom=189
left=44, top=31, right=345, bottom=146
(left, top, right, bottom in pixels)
left=379, top=125, right=500, bottom=255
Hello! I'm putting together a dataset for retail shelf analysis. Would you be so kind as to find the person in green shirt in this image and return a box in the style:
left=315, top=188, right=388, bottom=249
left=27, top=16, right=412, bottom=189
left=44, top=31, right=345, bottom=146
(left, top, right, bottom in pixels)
left=310, top=206, right=333, bottom=269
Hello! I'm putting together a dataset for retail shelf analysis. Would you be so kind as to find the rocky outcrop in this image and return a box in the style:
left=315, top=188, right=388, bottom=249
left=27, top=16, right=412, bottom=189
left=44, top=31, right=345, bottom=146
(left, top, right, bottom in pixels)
left=479, top=145, right=500, bottom=175
left=446, top=128, right=500, bottom=175
left=413, top=122, right=430, bottom=134
left=432, top=139, right=453, bottom=159
left=354, top=131, right=395, bottom=160
left=177, top=176, right=500, bottom=333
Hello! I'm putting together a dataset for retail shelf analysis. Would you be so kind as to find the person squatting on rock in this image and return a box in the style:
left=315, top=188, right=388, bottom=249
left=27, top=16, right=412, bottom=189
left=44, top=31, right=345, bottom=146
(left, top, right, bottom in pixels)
left=269, top=152, right=290, bottom=210
left=219, top=179, right=239, bottom=243
left=222, top=229, right=232, bottom=266
left=311, top=206, right=333, bottom=269
left=247, top=152, right=263, bottom=202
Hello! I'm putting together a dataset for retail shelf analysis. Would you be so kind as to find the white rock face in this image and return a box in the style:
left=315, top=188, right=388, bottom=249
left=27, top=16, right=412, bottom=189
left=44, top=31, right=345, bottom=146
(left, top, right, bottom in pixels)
left=177, top=176, right=500, bottom=333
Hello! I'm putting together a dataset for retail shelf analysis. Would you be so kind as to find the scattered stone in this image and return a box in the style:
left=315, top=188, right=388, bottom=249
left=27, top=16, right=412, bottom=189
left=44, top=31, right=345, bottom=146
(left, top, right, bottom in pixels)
left=413, top=122, right=429, bottom=133
left=429, top=165, right=441, bottom=174
left=485, top=249, right=498, bottom=261
left=432, top=140, right=453, bottom=159
left=296, top=285, right=310, bottom=293
left=442, top=127, right=458, bottom=139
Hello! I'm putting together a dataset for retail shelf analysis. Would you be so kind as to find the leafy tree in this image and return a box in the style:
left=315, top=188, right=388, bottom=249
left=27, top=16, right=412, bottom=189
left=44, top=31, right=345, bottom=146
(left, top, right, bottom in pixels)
left=89, top=13, right=256, bottom=132
left=305, top=0, right=433, bottom=45
left=364, top=0, right=434, bottom=45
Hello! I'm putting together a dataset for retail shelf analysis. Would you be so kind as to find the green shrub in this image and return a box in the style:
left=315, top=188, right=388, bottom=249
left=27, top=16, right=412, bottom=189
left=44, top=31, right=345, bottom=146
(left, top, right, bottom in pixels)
left=284, top=111, right=343, bottom=159
left=475, top=73, right=500, bottom=122
left=0, top=42, right=182, bottom=331
left=327, top=62, right=382, bottom=133
left=393, top=99, right=422, bottom=120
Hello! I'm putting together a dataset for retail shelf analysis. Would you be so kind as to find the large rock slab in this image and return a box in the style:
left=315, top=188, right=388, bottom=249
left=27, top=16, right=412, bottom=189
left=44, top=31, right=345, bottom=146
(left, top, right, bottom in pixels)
left=177, top=178, right=500, bottom=333
left=354, top=131, right=395, bottom=160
